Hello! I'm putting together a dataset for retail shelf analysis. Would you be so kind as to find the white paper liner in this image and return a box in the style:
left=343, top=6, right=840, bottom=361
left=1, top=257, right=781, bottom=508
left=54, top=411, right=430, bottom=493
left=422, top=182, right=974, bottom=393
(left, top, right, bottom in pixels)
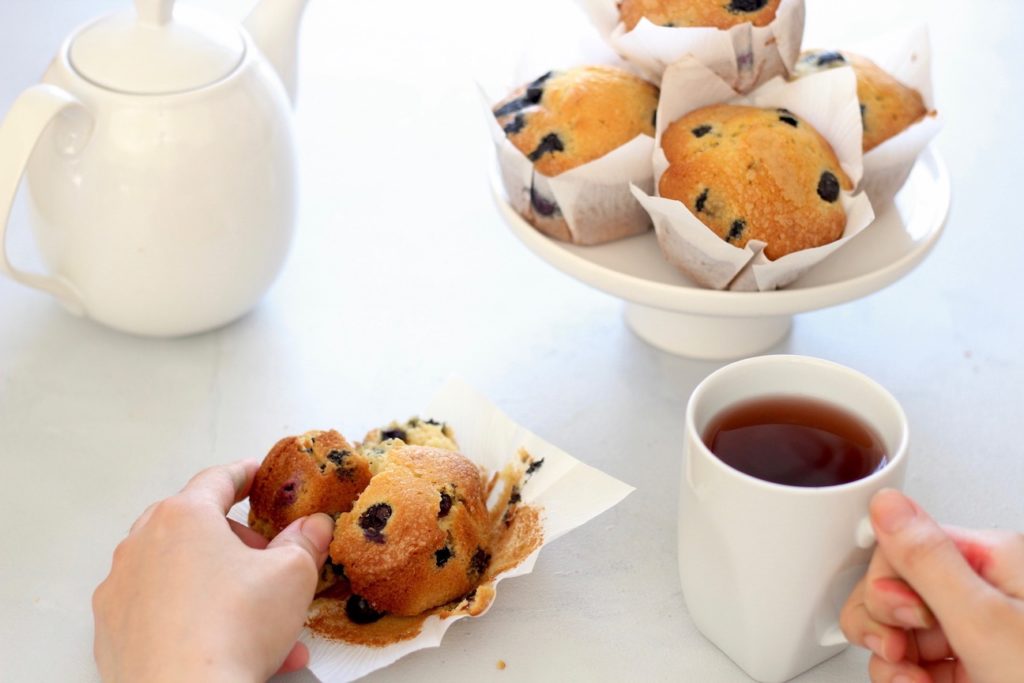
left=228, top=378, right=634, bottom=682
left=849, top=25, right=941, bottom=207
left=575, top=0, right=805, bottom=92
left=481, top=80, right=656, bottom=246
left=631, top=57, right=875, bottom=291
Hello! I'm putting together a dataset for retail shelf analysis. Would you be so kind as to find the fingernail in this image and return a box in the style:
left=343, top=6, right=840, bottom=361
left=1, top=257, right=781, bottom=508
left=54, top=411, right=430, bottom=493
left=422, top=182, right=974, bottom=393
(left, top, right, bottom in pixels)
left=894, top=605, right=933, bottom=629
left=893, top=606, right=926, bottom=629
left=863, top=634, right=885, bottom=659
left=300, top=513, right=335, bottom=554
left=892, top=675, right=913, bottom=683
left=873, top=489, right=917, bottom=534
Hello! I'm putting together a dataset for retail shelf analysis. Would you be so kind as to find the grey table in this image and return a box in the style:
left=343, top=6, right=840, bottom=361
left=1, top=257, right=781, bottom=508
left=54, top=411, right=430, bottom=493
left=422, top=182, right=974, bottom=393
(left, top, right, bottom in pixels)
left=1, top=0, right=1021, bottom=681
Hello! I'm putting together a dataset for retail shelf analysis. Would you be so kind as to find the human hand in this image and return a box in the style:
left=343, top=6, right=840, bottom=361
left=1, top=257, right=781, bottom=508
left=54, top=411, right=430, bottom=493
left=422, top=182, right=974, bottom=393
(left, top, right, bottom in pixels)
left=93, top=460, right=335, bottom=683
left=840, top=489, right=1024, bottom=682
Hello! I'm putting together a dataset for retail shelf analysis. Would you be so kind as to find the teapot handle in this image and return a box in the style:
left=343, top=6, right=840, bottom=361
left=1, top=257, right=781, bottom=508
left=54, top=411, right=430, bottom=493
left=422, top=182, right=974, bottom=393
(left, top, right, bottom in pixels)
left=0, top=84, right=91, bottom=316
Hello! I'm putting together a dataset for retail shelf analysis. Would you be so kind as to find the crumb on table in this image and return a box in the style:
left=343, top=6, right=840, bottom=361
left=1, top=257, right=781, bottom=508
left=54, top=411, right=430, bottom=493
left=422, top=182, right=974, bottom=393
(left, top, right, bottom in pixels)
left=497, top=659, right=506, bottom=670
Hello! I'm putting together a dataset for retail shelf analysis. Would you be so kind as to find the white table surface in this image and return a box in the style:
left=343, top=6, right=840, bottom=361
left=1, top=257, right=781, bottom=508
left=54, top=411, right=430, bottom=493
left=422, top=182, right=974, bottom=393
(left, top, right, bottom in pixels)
left=1, top=0, right=1021, bottom=681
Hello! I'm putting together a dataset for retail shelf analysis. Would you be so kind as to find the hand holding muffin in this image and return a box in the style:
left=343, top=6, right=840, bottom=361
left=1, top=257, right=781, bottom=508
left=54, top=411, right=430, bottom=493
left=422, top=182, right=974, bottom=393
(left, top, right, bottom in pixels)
left=93, top=461, right=334, bottom=682
left=246, top=417, right=539, bottom=637
left=248, top=430, right=370, bottom=539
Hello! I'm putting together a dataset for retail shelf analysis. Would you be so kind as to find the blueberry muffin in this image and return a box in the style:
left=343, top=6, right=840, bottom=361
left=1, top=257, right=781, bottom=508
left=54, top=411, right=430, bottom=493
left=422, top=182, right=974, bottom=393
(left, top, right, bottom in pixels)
left=659, top=104, right=852, bottom=260
left=794, top=50, right=928, bottom=152
left=492, top=65, right=658, bottom=243
left=360, top=417, right=458, bottom=453
left=618, top=0, right=782, bottom=32
left=328, top=445, right=491, bottom=617
left=493, top=65, right=658, bottom=178
left=248, top=430, right=372, bottom=540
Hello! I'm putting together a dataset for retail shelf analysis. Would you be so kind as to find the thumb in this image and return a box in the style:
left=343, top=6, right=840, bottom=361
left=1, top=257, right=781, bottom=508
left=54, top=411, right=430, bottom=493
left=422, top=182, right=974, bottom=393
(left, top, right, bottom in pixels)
left=871, top=489, right=996, bottom=631
left=267, top=513, right=335, bottom=569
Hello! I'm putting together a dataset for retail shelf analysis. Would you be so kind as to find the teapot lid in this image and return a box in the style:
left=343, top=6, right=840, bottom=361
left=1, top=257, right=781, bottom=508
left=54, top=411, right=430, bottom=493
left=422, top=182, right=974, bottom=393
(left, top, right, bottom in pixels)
left=69, top=0, right=244, bottom=95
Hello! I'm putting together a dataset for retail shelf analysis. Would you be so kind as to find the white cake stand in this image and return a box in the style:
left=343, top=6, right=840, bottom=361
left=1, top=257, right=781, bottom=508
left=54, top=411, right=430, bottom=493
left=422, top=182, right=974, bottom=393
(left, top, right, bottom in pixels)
left=491, top=147, right=950, bottom=360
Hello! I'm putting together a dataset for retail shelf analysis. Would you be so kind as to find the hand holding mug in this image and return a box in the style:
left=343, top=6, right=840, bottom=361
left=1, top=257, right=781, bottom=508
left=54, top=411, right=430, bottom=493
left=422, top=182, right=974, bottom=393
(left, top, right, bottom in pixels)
left=840, top=489, right=1024, bottom=683
left=679, top=355, right=909, bottom=682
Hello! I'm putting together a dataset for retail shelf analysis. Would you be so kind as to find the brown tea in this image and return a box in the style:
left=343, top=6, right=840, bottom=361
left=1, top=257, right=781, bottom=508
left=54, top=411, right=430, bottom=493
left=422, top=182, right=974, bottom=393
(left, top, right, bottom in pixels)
left=703, top=395, right=887, bottom=487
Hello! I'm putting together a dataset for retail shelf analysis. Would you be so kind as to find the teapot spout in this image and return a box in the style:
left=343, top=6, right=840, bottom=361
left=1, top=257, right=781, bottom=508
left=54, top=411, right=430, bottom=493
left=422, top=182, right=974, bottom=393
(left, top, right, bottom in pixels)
left=244, top=0, right=310, bottom=105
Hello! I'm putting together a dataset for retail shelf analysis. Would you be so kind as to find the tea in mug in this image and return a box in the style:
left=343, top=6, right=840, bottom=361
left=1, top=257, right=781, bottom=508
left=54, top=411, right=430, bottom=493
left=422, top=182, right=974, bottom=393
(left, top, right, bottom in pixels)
left=703, top=395, right=887, bottom=487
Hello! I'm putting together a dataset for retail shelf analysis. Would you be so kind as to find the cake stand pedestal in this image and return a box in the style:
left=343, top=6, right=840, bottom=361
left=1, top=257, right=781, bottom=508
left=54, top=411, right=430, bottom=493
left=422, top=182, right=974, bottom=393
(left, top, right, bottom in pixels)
left=624, top=303, right=791, bottom=360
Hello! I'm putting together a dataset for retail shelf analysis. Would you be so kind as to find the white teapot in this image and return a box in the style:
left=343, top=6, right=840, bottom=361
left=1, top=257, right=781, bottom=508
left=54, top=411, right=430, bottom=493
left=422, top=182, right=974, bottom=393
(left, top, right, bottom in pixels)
left=0, top=0, right=309, bottom=336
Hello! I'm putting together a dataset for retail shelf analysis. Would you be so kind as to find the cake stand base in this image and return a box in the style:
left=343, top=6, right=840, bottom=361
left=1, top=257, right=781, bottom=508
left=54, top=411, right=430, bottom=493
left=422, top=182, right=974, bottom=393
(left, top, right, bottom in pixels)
left=624, top=303, right=792, bottom=360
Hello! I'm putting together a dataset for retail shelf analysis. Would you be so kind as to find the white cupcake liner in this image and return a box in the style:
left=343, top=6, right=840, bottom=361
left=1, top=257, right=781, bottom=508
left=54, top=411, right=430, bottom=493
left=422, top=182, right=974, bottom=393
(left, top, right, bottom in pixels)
left=575, top=0, right=805, bottom=92
left=481, top=73, right=656, bottom=246
left=631, top=57, right=875, bottom=291
left=851, top=25, right=941, bottom=207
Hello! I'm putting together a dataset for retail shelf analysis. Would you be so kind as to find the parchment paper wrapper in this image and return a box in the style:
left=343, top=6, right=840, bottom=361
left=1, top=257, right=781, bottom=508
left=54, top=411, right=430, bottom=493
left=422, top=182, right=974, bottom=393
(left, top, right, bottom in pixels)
left=482, top=82, right=655, bottom=246
left=844, top=25, right=940, bottom=207
left=575, top=0, right=805, bottom=92
left=631, top=57, right=875, bottom=291
left=229, top=378, right=633, bottom=682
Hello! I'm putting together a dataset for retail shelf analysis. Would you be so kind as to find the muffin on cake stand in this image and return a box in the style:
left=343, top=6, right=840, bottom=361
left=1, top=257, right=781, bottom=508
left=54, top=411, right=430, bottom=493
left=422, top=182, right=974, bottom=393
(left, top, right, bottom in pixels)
left=490, top=147, right=948, bottom=359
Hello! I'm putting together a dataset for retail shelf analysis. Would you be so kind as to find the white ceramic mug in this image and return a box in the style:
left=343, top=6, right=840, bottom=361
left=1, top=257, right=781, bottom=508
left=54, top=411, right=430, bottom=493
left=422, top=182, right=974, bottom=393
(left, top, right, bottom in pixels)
left=678, top=354, right=909, bottom=682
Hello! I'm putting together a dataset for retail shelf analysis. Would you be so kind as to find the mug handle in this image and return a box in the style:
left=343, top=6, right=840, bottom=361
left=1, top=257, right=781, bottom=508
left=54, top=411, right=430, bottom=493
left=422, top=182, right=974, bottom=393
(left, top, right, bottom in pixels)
left=819, top=517, right=879, bottom=647
left=819, top=623, right=848, bottom=648
left=0, top=84, right=90, bottom=315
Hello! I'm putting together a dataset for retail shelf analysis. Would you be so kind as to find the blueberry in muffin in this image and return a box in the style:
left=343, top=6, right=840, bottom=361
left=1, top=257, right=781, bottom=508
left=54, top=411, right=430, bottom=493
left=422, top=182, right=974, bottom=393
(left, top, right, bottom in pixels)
left=659, top=104, right=852, bottom=260
left=328, top=445, right=491, bottom=617
left=248, top=430, right=372, bottom=540
left=618, top=0, right=782, bottom=32
left=794, top=49, right=928, bottom=152
left=492, top=65, right=659, bottom=244
left=360, top=417, right=458, bottom=453
left=492, top=65, right=658, bottom=178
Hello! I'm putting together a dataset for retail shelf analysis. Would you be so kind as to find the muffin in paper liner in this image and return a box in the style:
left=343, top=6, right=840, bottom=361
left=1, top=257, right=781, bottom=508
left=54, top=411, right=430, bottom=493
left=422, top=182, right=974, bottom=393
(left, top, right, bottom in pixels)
left=575, top=0, right=805, bottom=92
left=228, top=378, right=633, bottom=682
left=482, top=79, right=656, bottom=246
left=631, top=57, right=875, bottom=291
left=796, top=25, right=940, bottom=208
